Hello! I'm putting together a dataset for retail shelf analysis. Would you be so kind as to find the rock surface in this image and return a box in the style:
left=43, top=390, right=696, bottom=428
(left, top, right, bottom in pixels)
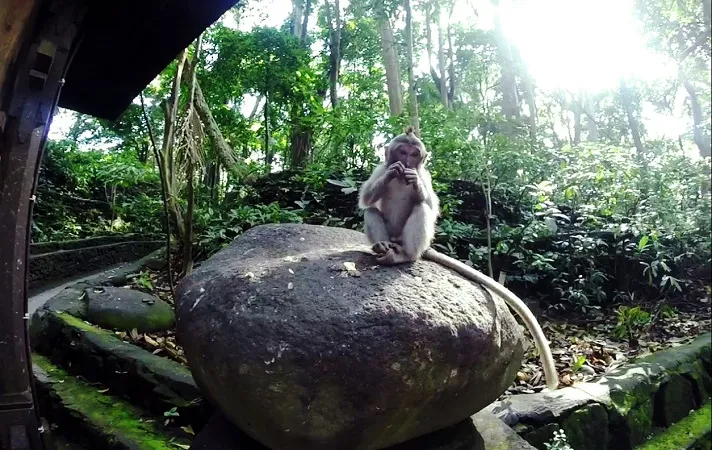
left=189, top=411, right=536, bottom=450
left=85, top=286, right=175, bottom=333
left=176, top=223, right=526, bottom=450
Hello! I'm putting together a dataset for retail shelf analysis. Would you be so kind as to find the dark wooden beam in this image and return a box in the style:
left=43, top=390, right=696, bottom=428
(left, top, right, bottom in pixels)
left=0, top=0, right=87, bottom=448
left=0, top=0, right=39, bottom=101
left=58, top=0, right=241, bottom=120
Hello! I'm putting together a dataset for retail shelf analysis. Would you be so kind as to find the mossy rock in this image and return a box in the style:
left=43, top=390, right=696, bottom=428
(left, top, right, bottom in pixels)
left=609, top=383, right=655, bottom=450
left=635, top=402, right=711, bottom=450
left=654, top=375, right=698, bottom=427
left=85, top=286, right=175, bottom=333
left=31, top=309, right=206, bottom=429
left=561, top=403, right=609, bottom=450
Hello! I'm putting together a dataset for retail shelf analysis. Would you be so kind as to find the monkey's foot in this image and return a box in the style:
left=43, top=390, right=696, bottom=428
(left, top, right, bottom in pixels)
left=376, top=247, right=414, bottom=265
left=372, top=241, right=401, bottom=255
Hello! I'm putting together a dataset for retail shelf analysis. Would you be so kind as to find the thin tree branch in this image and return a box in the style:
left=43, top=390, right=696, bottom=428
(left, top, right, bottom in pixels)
left=139, top=92, right=176, bottom=300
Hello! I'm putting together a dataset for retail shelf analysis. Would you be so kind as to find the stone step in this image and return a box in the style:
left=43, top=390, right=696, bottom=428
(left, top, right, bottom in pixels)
left=33, top=353, right=192, bottom=450
left=635, top=402, right=711, bottom=449
left=30, top=306, right=211, bottom=431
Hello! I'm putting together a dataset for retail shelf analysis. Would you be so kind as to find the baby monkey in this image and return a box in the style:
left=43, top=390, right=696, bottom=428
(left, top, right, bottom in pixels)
left=358, top=126, right=559, bottom=390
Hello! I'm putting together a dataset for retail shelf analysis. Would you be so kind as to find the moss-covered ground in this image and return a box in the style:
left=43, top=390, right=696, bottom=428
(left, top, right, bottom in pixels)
left=33, top=353, right=190, bottom=450
left=635, top=402, right=711, bottom=450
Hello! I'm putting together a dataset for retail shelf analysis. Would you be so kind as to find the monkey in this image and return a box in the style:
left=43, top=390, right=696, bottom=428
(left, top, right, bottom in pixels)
left=358, top=126, right=559, bottom=391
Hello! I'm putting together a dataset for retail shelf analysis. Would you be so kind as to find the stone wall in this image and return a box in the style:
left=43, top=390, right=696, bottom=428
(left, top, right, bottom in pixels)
left=29, top=237, right=163, bottom=289
left=30, top=234, right=160, bottom=255
left=485, top=333, right=711, bottom=449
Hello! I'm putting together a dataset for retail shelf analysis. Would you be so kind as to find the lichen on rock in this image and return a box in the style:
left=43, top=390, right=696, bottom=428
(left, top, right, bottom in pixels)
left=176, top=223, right=527, bottom=450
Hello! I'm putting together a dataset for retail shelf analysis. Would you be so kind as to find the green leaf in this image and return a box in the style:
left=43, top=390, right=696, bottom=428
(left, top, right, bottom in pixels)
left=637, top=235, right=649, bottom=251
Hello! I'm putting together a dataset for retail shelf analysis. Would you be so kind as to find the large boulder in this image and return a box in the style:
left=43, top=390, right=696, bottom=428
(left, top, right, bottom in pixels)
left=176, top=224, right=525, bottom=450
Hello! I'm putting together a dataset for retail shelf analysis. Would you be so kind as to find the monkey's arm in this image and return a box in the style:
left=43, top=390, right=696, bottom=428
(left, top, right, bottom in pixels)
left=415, top=169, right=440, bottom=216
left=358, top=165, right=390, bottom=208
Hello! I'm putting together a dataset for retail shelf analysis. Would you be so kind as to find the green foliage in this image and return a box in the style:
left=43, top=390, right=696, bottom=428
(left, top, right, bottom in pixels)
left=614, top=306, right=652, bottom=343
left=196, top=203, right=303, bottom=256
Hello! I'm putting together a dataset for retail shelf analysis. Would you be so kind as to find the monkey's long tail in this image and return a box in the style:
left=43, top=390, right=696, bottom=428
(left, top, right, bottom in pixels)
left=423, top=248, right=559, bottom=391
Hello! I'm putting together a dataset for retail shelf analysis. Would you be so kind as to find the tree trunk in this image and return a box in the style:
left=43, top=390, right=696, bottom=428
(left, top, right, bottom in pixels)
left=377, top=7, right=403, bottom=117
left=436, top=6, right=449, bottom=109
left=182, top=61, right=238, bottom=172
left=181, top=35, right=202, bottom=276
left=573, top=103, right=582, bottom=145
left=446, top=5, right=456, bottom=104
left=324, top=0, right=342, bottom=108
left=619, top=77, right=645, bottom=154
left=703, top=0, right=711, bottom=36
left=289, top=0, right=314, bottom=168
left=679, top=68, right=711, bottom=157
left=583, top=92, right=599, bottom=142
left=292, top=0, right=304, bottom=40
left=491, top=0, right=519, bottom=119
left=301, top=0, right=312, bottom=44
left=162, top=50, right=187, bottom=242
left=425, top=3, right=448, bottom=105
left=512, top=46, right=536, bottom=141
left=404, top=0, right=420, bottom=134
left=264, top=90, right=271, bottom=171
left=290, top=118, right=310, bottom=168
left=248, top=94, right=264, bottom=121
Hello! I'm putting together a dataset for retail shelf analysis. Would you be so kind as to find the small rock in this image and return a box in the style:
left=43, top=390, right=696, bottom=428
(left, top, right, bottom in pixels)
left=85, top=287, right=175, bottom=333
left=107, top=274, right=128, bottom=286
left=144, top=257, right=167, bottom=271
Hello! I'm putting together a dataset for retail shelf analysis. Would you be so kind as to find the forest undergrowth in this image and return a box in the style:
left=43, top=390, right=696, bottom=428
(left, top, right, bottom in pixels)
left=34, top=0, right=712, bottom=394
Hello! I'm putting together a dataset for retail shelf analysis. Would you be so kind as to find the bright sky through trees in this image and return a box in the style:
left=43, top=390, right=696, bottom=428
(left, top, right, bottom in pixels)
left=49, top=0, right=688, bottom=141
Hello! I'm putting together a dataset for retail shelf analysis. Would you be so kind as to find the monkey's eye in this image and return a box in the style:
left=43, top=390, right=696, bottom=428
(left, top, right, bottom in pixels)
left=399, top=148, right=407, bottom=155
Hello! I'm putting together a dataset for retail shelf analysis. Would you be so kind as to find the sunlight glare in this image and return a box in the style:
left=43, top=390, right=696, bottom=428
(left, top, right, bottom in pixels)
left=496, top=0, right=676, bottom=93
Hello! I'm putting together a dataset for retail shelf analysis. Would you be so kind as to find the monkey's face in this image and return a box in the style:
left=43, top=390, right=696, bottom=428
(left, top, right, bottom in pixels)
left=390, top=144, right=423, bottom=169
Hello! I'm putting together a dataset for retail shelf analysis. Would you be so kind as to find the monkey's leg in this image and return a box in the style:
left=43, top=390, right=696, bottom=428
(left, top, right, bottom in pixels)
left=363, top=207, right=397, bottom=255
left=377, top=204, right=434, bottom=265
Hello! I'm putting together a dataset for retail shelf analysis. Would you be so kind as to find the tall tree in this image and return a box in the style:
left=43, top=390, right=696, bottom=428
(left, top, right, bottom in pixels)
left=679, top=68, right=711, bottom=157
left=177, top=36, right=204, bottom=276
left=436, top=2, right=450, bottom=109
left=619, top=77, right=646, bottom=154
left=511, top=46, right=536, bottom=141
left=491, top=0, right=520, bottom=119
left=161, top=50, right=188, bottom=241
left=583, top=92, right=600, bottom=142
left=290, top=0, right=315, bottom=168
left=404, top=0, right=420, bottom=134
left=324, top=0, right=342, bottom=108
left=377, top=5, right=404, bottom=117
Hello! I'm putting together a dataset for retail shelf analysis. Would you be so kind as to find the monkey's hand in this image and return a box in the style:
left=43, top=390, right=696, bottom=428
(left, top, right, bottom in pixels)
left=403, top=168, right=420, bottom=189
left=386, top=162, right=405, bottom=181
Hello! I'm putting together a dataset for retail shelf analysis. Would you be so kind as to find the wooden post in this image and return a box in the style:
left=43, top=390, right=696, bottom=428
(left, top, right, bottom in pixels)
left=0, top=1, right=86, bottom=448
left=0, top=0, right=39, bottom=101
